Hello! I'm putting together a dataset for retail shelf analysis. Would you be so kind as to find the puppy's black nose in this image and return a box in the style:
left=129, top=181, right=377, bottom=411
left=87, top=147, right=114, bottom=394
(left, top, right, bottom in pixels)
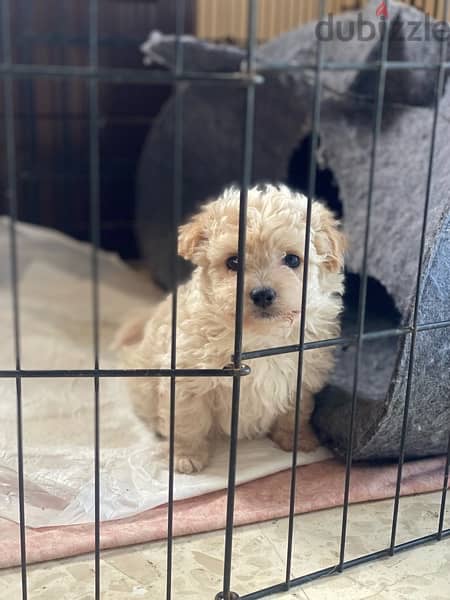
left=250, top=287, right=277, bottom=308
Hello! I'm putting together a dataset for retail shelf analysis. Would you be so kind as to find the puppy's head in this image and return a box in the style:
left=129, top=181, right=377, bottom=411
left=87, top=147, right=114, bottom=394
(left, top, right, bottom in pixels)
left=178, top=185, right=346, bottom=333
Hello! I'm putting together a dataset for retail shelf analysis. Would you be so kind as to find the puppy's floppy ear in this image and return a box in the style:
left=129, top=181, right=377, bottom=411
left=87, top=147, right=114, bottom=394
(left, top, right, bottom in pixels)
left=312, top=203, right=347, bottom=273
left=178, top=207, right=209, bottom=264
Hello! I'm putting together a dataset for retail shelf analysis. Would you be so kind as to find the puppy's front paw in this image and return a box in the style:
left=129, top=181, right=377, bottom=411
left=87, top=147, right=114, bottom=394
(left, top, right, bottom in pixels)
left=175, top=453, right=208, bottom=474
left=270, top=425, right=295, bottom=453
left=271, top=422, right=320, bottom=454
left=298, top=425, right=320, bottom=453
left=174, top=441, right=209, bottom=474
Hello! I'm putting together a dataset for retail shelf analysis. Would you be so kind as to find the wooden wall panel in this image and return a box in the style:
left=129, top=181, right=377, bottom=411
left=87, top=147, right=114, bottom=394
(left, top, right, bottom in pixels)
left=0, top=0, right=194, bottom=258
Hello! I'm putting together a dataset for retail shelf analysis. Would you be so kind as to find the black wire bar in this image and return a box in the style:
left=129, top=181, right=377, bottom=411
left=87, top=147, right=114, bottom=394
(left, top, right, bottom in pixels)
left=166, top=2, right=186, bottom=599
left=1, top=0, right=28, bottom=597
left=284, top=0, right=326, bottom=588
left=88, top=0, right=101, bottom=597
left=338, top=0, right=391, bottom=572
left=438, top=432, right=450, bottom=540
left=219, top=2, right=258, bottom=599
left=241, top=529, right=450, bottom=600
left=240, top=318, right=450, bottom=360
left=389, top=0, right=450, bottom=555
left=1, top=61, right=450, bottom=82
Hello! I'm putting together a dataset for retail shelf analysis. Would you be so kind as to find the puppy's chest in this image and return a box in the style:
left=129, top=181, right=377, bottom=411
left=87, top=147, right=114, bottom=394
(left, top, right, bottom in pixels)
left=213, top=354, right=297, bottom=439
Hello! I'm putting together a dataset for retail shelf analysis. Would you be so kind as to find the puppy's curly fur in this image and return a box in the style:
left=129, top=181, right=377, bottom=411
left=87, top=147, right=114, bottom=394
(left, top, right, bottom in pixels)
left=118, top=185, right=346, bottom=473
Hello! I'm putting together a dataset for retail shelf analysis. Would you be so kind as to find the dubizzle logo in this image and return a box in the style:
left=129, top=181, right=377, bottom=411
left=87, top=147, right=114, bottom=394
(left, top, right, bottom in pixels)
left=315, top=2, right=450, bottom=43
left=376, top=2, right=389, bottom=19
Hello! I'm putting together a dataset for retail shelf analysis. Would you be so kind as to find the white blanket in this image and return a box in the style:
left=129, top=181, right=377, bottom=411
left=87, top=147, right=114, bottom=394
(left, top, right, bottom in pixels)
left=0, top=219, right=330, bottom=528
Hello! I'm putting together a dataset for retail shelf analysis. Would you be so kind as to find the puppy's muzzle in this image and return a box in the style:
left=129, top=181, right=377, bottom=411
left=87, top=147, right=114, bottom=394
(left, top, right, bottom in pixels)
left=250, top=287, right=277, bottom=308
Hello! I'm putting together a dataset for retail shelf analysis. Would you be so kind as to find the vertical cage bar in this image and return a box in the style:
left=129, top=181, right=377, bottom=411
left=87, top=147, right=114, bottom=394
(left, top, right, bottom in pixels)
left=166, top=2, right=185, bottom=599
left=22, top=2, right=39, bottom=226
left=437, top=431, right=450, bottom=539
left=390, top=0, right=449, bottom=553
left=220, top=1, right=257, bottom=598
left=1, top=1, right=28, bottom=597
left=338, top=1, right=391, bottom=571
left=59, top=0, right=73, bottom=230
left=284, top=0, right=326, bottom=587
left=88, top=0, right=101, bottom=598
left=438, top=432, right=450, bottom=539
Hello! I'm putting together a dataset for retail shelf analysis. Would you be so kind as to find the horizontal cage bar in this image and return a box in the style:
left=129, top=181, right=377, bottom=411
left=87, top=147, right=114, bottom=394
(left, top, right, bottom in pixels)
left=0, top=62, right=450, bottom=83
left=0, top=64, right=263, bottom=84
left=0, top=366, right=252, bottom=379
left=240, top=319, right=450, bottom=360
left=241, top=530, right=450, bottom=600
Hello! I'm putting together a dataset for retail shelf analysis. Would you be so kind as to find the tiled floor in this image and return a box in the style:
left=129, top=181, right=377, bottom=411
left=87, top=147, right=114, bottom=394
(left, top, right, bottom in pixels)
left=1, top=492, right=449, bottom=599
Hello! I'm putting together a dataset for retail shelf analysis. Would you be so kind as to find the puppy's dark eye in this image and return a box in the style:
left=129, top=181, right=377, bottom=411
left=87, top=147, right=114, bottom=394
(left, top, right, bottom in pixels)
left=226, top=256, right=239, bottom=271
left=283, top=254, right=301, bottom=269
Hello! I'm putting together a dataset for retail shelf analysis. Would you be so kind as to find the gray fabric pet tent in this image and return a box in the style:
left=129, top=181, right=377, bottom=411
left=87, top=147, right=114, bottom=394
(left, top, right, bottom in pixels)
left=136, top=1, right=450, bottom=460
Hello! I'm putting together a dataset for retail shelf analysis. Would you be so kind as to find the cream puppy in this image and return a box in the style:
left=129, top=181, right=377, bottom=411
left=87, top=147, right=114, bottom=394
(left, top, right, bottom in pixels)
left=121, top=184, right=345, bottom=474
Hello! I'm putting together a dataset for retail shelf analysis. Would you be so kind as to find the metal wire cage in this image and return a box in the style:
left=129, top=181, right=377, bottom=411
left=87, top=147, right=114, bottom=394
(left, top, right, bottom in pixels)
left=1, top=0, right=450, bottom=599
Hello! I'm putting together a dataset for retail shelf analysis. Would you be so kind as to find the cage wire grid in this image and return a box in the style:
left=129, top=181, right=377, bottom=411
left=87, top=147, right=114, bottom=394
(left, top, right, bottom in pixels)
left=1, top=0, right=450, bottom=599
